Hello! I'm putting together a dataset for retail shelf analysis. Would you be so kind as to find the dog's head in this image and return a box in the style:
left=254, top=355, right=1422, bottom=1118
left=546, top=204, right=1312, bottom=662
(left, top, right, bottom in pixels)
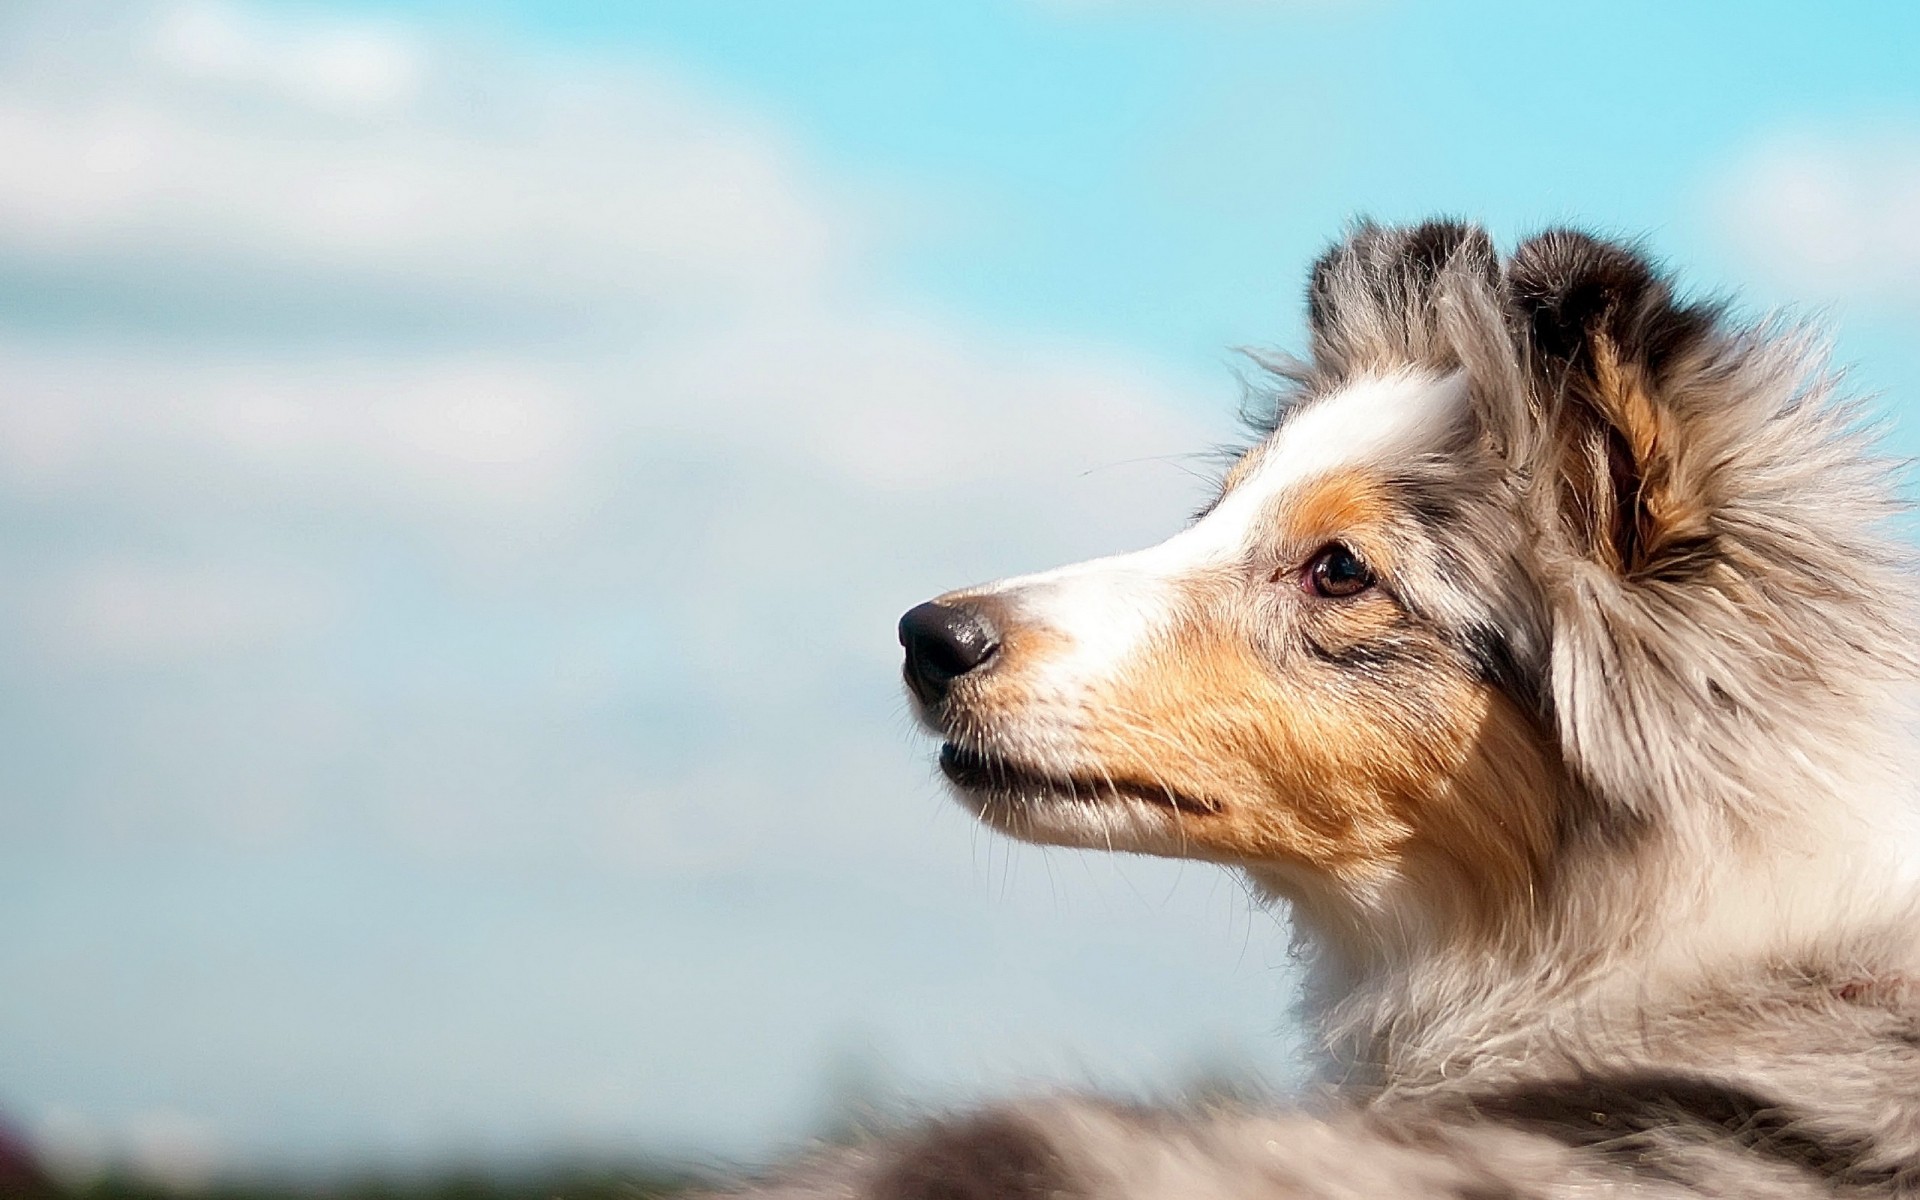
left=899, top=221, right=1906, bottom=940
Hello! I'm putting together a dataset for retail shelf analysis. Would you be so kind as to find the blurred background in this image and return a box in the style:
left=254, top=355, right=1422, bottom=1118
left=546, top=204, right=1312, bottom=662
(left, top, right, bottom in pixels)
left=2, top=0, right=1918, bottom=1194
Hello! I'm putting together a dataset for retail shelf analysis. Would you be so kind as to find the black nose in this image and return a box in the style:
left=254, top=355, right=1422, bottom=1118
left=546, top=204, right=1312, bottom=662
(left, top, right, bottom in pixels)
left=899, top=601, right=1000, bottom=705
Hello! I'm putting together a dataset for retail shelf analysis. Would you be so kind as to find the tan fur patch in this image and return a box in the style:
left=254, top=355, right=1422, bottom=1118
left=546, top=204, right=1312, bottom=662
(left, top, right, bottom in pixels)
left=1080, top=603, right=1555, bottom=927
left=1284, top=470, right=1397, bottom=551
left=937, top=470, right=1556, bottom=934
left=1569, top=336, right=1713, bottom=574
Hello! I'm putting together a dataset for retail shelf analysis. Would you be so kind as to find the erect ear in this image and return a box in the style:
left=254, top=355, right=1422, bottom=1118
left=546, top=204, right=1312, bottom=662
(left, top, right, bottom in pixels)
left=1305, top=219, right=1502, bottom=377
left=1507, top=230, right=1720, bottom=579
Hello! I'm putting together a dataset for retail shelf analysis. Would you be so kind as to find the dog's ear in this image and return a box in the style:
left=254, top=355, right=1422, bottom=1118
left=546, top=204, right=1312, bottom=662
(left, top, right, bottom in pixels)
left=1305, top=219, right=1501, bottom=377
left=1507, top=231, right=1720, bottom=579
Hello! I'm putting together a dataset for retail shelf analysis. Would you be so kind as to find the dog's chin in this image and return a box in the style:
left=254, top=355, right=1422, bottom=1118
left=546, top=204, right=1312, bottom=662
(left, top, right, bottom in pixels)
left=935, top=742, right=1218, bottom=850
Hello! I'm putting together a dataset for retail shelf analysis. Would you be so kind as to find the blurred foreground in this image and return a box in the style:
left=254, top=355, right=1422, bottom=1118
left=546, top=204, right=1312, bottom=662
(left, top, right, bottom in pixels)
left=0, top=1110, right=701, bottom=1200
left=7, top=1159, right=694, bottom=1200
left=0, top=1060, right=1272, bottom=1200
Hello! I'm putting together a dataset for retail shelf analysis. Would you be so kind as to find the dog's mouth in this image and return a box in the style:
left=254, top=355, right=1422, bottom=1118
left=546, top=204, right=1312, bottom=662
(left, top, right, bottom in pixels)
left=938, top=743, right=1217, bottom=815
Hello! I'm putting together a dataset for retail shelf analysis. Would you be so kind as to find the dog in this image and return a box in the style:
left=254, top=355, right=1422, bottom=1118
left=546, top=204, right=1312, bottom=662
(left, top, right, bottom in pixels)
left=721, top=222, right=1920, bottom=1197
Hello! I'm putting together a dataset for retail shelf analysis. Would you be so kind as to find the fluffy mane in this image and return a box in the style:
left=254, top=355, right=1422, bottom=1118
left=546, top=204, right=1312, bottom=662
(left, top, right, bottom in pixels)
left=729, top=222, right=1920, bottom=1199
left=1259, top=222, right=1920, bottom=1093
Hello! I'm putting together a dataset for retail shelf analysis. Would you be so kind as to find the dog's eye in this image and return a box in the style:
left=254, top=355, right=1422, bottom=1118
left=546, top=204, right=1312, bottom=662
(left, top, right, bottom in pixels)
left=1304, top=543, right=1374, bottom=599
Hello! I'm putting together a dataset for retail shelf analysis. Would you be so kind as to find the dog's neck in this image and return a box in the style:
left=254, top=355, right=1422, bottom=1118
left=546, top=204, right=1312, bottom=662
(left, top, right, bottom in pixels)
left=1255, top=745, right=1920, bottom=1092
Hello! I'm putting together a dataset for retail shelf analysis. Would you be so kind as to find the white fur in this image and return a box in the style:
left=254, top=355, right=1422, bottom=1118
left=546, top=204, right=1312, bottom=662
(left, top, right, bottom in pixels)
left=984, top=370, right=1468, bottom=704
left=729, top=222, right=1920, bottom=1200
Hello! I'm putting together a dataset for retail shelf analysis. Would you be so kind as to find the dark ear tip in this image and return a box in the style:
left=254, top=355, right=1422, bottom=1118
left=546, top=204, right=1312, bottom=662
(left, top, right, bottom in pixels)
left=1324, top=218, right=1494, bottom=273
left=1402, top=219, right=1496, bottom=276
left=1508, top=229, right=1668, bottom=361
left=1308, top=218, right=1497, bottom=326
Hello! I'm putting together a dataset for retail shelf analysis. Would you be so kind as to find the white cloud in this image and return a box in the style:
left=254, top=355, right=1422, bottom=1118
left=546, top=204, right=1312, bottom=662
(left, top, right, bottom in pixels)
left=0, top=0, right=842, bottom=318
left=1711, top=128, right=1920, bottom=304
left=35, top=558, right=338, bottom=665
left=152, top=3, right=425, bottom=116
left=0, top=0, right=1253, bottom=1172
left=0, top=343, right=591, bottom=508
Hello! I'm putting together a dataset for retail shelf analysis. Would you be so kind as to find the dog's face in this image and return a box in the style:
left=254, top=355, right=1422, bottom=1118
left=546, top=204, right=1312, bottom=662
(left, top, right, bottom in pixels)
left=900, top=366, right=1559, bottom=909
left=900, top=218, right=1907, bottom=951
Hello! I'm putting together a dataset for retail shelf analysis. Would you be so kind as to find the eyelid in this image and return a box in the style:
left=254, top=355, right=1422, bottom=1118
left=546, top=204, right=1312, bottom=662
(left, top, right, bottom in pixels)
left=1296, top=534, right=1390, bottom=576
left=1294, top=538, right=1360, bottom=573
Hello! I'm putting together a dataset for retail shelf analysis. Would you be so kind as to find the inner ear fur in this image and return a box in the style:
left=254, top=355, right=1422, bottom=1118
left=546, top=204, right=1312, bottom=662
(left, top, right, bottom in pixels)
left=1507, top=230, right=1720, bottom=579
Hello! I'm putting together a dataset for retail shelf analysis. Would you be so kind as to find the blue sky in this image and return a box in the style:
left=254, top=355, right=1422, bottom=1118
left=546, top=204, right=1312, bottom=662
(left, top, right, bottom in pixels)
left=441, top=0, right=1920, bottom=378
left=1, top=0, right=1917, bottom=1185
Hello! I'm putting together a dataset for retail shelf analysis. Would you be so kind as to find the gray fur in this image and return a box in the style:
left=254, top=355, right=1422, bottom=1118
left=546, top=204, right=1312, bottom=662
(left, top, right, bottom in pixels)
left=708, top=223, right=1920, bottom=1198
